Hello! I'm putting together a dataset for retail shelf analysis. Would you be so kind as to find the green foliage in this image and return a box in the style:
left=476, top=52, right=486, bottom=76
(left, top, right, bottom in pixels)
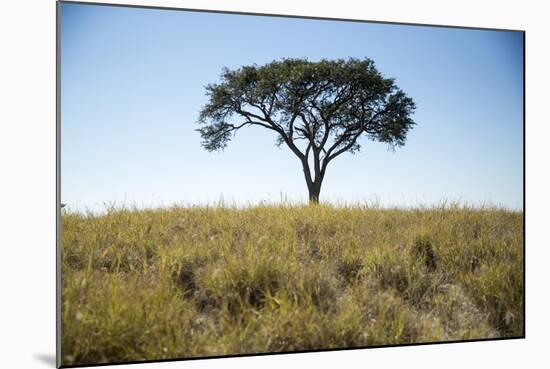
left=198, top=57, right=416, bottom=152
left=61, top=204, right=523, bottom=366
left=197, top=58, right=417, bottom=203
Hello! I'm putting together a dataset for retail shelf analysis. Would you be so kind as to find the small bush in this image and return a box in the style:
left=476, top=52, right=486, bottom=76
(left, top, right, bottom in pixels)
left=412, top=235, right=437, bottom=271
left=337, top=257, right=364, bottom=285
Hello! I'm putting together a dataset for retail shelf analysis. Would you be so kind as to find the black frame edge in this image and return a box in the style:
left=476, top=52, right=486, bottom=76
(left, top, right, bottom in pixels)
left=58, top=0, right=525, bottom=33
left=56, top=1, right=62, bottom=367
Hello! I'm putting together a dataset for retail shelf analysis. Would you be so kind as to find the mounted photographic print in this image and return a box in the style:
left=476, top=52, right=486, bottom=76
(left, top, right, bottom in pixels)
left=57, top=1, right=525, bottom=367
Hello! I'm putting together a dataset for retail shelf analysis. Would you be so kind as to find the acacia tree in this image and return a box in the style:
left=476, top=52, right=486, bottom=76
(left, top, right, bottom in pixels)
left=197, top=58, right=416, bottom=203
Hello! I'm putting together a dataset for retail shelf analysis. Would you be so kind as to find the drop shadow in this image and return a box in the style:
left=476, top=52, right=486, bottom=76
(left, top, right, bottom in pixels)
left=33, top=353, right=56, bottom=367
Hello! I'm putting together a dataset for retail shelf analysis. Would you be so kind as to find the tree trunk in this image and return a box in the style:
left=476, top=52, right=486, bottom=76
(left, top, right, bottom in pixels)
left=302, top=155, right=324, bottom=205
left=308, top=180, right=322, bottom=204
left=308, top=189, right=320, bottom=204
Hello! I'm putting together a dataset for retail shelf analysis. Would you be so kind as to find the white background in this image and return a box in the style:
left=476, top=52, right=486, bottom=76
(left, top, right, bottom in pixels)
left=0, top=0, right=548, bottom=368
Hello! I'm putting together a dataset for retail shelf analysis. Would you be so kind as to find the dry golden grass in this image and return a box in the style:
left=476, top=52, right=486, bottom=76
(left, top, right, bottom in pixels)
left=60, top=203, right=523, bottom=366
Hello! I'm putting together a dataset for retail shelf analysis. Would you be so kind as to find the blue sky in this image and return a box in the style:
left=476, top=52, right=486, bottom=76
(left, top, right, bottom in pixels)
left=60, top=3, right=524, bottom=211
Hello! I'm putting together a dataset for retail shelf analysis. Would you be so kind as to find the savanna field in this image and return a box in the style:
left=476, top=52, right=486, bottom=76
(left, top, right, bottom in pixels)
left=61, top=203, right=524, bottom=366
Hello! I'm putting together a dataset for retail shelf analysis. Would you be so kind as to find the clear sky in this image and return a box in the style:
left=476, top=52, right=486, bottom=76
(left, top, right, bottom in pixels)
left=60, top=3, right=524, bottom=211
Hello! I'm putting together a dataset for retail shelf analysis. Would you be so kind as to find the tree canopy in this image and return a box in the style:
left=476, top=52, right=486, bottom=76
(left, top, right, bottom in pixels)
left=197, top=57, right=416, bottom=202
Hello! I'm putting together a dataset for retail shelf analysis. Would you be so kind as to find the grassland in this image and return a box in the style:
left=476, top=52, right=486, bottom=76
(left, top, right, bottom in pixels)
left=60, top=203, right=523, bottom=366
